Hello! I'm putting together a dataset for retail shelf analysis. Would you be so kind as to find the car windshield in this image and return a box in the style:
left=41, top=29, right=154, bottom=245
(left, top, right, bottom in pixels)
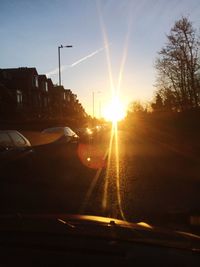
left=64, top=127, right=76, bottom=136
left=1, top=0, right=200, bottom=240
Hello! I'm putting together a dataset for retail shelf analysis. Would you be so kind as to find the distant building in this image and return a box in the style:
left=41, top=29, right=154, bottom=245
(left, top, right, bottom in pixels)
left=0, top=67, right=87, bottom=121
left=0, top=67, right=40, bottom=118
left=0, top=68, right=53, bottom=119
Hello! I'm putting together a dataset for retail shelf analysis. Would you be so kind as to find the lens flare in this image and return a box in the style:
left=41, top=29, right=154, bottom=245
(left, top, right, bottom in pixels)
left=80, top=0, right=132, bottom=219
left=77, top=143, right=106, bottom=169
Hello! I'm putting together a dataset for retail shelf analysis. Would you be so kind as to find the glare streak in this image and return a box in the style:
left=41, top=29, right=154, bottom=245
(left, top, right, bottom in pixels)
left=117, top=2, right=133, bottom=95
left=102, top=122, right=126, bottom=220
left=79, top=149, right=108, bottom=214
left=96, top=0, right=129, bottom=219
left=114, top=122, right=126, bottom=220
left=81, top=1, right=132, bottom=218
left=102, top=123, right=114, bottom=211
left=96, top=0, right=114, bottom=96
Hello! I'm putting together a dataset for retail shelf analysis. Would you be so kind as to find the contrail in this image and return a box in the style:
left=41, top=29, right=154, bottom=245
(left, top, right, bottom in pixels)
left=46, top=66, right=66, bottom=77
left=46, top=46, right=107, bottom=77
left=71, top=47, right=104, bottom=67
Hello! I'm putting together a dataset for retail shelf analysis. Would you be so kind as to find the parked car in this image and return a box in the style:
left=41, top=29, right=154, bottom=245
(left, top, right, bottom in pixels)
left=41, top=127, right=79, bottom=144
left=0, top=130, right=32, bottom=163
left=31, top=127, right=81, bottom=175
left=0, top=130, right=33, bottom=179
left=76, top=127, right=93, bottom=142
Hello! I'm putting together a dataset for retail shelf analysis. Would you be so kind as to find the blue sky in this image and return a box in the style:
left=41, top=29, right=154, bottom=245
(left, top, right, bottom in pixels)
left=1, top=0, right=200, bottom=116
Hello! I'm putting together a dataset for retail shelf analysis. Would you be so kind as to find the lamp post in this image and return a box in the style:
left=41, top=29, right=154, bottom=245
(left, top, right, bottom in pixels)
left=58, top=45, right=73, bottom=86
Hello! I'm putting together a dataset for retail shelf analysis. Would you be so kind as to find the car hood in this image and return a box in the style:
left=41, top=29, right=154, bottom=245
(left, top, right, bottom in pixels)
left=0, top=214, right=199, bottom=251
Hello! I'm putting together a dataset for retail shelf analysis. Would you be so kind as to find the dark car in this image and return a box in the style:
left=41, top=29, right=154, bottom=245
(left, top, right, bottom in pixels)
left=0, top=130, right=32, bottom=162
left=32, top=127, right=81, bottom=175
left=0, top=130, right=33, bottom=179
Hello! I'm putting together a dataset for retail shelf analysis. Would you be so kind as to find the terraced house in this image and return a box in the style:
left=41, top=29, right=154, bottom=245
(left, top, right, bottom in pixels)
left=0, top=67, right=86, bottom=121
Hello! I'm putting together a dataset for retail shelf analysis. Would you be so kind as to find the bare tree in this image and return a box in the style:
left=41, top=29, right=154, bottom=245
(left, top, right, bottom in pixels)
left=128, top=101, right=147, bottom=114
left=155, top=17, right=200, bottom=111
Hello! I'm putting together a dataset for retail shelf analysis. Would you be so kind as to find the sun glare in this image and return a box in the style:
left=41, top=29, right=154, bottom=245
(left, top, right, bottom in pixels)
left=103, top=96, right=126, bottom=122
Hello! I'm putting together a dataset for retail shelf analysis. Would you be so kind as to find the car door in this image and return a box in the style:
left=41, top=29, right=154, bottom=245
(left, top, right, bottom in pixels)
left=0, top=132, right=15, bottom=163
left=6, top=131, right=33, bottom=175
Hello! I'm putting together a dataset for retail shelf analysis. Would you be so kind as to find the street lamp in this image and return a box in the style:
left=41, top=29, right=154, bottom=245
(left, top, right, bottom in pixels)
left=58, top=45, right=73, bottom=86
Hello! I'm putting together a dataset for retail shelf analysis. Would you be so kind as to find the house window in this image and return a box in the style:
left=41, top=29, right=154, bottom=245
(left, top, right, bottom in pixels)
left=16, top=90, right=23, bottom=106
left=34, top=76, right=39, bottom=87
left=45, top=82, right=48, bottom=92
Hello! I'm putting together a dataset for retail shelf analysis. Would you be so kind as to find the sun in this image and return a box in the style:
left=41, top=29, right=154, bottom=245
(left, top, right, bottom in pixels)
left=103, top=95, right=126, bottom=122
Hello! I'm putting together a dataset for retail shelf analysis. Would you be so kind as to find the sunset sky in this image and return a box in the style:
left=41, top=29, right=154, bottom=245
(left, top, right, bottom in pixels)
left=1, top=0, right=200, bottom=116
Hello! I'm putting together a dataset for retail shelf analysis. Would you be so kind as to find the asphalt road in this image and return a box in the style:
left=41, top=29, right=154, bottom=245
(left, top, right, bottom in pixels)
left=1, top=127, right=200, bottom=232
left=80, top=128, right=200, bottom=228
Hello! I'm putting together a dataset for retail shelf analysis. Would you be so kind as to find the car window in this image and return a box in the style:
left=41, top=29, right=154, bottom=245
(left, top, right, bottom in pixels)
left=8, top=132, right=27, bottom=147
left=64, top=127, right=75, bottom=136
left=0, top=133, right=13, bottom=147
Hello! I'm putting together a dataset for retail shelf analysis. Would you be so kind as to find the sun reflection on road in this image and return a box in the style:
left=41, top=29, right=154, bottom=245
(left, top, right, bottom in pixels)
left=114, top=122, right=126, bottom=220
left=80, top=0, right=133, bottom=219
left=102, top=121, right=126, bottom=220
left=102, top=123, right=114, bottom=211
left=80, top=121, right=126, bottom=221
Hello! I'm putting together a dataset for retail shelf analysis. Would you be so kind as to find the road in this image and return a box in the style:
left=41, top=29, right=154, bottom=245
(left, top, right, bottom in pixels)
left=80, top=126, right=200, bottom=229
left=1, top=126, right=200, bottom=231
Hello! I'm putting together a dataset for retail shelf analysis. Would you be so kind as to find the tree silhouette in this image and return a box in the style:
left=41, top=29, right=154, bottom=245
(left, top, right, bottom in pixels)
left=155, top=17, right=200, bottom=111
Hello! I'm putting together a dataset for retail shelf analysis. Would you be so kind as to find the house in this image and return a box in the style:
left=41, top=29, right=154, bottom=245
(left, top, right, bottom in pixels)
left=0, top=67, right=40, bottom=118
left=0, top=68, right=57, bottom=119
left=49, top=85, right=64, bottom=118
left=38, top=74, right=50, bottom=117
left=0, top=67, right=87, bottom=121
left=0, top=82, right=16, bottom=119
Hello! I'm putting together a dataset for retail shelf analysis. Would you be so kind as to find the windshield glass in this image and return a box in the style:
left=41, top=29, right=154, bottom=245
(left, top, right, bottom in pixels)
left=64, top=127, right=76, bottom=136
left=1, top=0, right=200, bottom=239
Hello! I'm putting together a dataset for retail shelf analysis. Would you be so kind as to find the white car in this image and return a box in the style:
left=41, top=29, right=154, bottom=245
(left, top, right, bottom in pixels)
left=41, top=127, right=79, bottom=144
